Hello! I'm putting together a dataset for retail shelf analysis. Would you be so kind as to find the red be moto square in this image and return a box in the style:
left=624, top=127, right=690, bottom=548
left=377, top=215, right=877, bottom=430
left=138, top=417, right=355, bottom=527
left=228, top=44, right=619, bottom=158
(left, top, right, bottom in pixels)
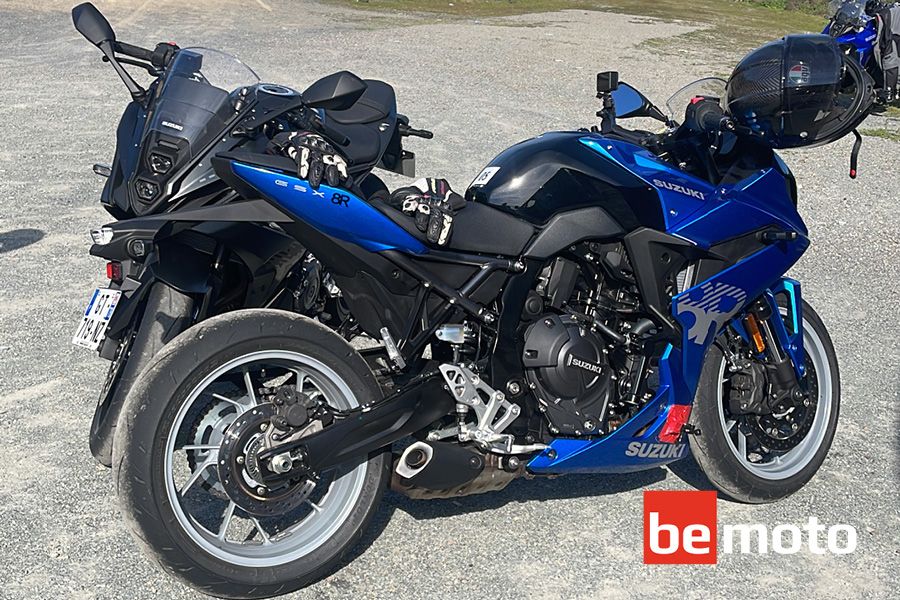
left=643, top=490, right=717, bottom=564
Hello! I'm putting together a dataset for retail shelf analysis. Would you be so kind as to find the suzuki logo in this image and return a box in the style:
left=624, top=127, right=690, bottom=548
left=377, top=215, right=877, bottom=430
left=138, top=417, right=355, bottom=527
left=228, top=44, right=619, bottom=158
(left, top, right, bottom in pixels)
left=652, top=178, right=706, bottom=200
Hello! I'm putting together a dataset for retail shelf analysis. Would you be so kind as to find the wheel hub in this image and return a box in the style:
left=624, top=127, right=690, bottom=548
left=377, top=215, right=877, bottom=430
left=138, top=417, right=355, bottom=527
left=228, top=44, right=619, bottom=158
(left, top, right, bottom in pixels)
left=747, top=355, right=819, bottom=452
left=217, top=403, right=314, bottom=516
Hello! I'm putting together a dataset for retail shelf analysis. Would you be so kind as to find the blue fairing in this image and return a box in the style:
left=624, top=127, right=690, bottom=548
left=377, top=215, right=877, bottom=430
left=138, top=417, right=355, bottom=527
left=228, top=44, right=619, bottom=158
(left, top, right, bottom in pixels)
left=529, top=134, right=810, bottom=474
left=230, top=162, right=428, bottom=254
left=824, top=18, right=877, bottom=66
left=579, top=138, right=712, bottom=230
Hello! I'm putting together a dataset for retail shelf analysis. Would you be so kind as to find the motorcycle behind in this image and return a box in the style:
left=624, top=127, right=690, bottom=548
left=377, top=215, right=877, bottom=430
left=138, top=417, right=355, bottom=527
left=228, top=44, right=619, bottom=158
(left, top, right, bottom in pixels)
left=70, top=3, right=429, bottom=466
left=104, top=29, right=872, bottom=600
left=824, top=0, right=897, bottom=101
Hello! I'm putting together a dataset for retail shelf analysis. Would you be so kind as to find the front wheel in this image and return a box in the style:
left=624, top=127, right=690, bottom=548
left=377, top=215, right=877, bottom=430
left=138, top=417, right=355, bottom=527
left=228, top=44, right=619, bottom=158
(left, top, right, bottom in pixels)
left=90, top=282, right=193, bottom=467
left=688, top=300, right=840, bottom=503
left=113, top=309, right=390, bottom=599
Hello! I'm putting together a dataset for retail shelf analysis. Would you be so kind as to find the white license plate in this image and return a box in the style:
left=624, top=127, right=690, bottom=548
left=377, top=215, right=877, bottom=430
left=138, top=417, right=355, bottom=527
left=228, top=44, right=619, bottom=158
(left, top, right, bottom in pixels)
left=72, top=288, right=122, bottom=350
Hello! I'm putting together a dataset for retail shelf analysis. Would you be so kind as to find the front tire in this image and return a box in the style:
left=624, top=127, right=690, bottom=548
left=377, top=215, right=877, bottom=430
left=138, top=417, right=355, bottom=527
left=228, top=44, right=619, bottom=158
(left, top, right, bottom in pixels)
left=113, top=309, right=390, bottom=599
left=688, top=300, right=840, bottom=503
left=90, top=282, right=193, bottom=467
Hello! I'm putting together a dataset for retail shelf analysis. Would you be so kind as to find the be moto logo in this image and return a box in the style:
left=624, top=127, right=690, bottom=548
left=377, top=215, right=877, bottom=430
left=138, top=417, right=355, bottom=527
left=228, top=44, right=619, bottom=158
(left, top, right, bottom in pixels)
left=643, top=491, right=857, bottom=564
left=644, top=490, right=717, bottom=564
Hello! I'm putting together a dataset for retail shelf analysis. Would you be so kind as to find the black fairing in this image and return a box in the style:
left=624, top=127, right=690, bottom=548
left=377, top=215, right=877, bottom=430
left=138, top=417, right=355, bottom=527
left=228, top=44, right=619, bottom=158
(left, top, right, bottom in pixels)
left=465, top=131, right=664, bottom=231
left=101, top=100, right=147, bottom=218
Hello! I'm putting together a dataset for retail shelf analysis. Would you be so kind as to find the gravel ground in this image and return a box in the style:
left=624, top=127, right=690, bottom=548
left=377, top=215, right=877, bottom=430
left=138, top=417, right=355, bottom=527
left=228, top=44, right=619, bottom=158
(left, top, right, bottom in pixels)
left=0, top=1, right=898, bottom=599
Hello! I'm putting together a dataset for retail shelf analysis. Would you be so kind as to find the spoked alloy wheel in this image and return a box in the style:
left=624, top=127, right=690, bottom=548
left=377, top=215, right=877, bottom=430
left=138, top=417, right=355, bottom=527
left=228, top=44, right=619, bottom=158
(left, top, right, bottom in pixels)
left=166, top=351, right=368, bottom=567
left=114, top=310, right=390, bottom=599
left=688, top=300, right=840, bottom=503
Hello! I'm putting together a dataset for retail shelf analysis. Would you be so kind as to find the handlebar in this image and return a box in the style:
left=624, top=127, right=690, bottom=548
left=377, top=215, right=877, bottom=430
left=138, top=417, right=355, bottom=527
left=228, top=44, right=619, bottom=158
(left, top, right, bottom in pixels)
left=688, top=98, right=735, bottom=134
left=114, top=41, right=153, bottom=62
left=114, top=40, right=178, bottom=70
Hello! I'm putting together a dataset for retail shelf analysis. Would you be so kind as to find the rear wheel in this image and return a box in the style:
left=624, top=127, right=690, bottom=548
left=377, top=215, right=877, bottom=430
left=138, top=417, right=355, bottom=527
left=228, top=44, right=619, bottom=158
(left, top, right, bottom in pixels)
left=688, top=300, right=840, bottom=503
left=113, top=309, right=389, bottom=599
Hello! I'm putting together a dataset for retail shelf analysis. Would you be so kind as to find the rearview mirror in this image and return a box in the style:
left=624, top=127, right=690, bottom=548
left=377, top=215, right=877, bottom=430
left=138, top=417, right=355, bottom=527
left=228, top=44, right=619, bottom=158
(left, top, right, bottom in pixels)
left=72, top=2, right=116, bottom=46
left=302, top=71, right=367, bottom=111
left=611, top=82, right=667, bottom=122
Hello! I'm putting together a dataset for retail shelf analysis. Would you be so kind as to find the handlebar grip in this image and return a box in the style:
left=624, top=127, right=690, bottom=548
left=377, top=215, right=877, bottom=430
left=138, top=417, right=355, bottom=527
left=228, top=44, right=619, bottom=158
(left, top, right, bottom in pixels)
left=114, top=41, right=153, bottom=62
left=399, top=123, right=434, bottom=139
left=409, top=127, right=434, bottom=139
left=696, top=103, right=726, bottom=133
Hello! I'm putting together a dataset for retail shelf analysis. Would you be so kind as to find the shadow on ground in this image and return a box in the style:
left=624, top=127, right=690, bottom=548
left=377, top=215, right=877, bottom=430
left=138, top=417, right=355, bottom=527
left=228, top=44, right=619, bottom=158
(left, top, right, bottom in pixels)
left=387, top=468, right=669, bottom=520
left=0, top=229, right=45, bottom=254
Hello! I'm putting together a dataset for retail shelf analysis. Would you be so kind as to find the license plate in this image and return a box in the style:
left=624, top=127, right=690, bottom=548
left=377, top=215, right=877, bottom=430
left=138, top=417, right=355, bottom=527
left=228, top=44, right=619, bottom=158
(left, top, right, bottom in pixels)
left=72, top=288, right=122, bottom=350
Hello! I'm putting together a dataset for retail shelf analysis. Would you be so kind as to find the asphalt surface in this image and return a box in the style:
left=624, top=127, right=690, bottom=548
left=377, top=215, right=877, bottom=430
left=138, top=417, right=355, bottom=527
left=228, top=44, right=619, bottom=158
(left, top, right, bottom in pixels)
left=0, top=1, right=898, bottom=599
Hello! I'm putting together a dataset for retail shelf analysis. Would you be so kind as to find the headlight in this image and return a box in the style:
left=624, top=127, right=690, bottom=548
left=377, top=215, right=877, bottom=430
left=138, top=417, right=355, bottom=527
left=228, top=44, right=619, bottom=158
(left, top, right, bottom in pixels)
left=90, top=226, right=114, bottom=245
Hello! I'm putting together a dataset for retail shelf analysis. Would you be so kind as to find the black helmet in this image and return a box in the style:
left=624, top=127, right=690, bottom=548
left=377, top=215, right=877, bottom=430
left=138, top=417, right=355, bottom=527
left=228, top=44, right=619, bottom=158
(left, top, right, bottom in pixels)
left=724, top=34, right=874, bottom=148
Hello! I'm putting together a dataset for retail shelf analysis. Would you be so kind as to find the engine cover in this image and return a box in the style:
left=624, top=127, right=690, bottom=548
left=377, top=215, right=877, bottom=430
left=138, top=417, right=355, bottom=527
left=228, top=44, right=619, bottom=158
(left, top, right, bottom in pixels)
left=522, top=314, right=612, bottom=435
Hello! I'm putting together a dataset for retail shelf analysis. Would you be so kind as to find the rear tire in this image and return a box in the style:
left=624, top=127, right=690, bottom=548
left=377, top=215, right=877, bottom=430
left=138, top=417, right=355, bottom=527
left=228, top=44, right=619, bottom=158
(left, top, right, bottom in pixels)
left=90, top=282, right=193, bottom=467
left=113, top=309, right=390, bottom=599
left=688, top=300, right=840, bottom=503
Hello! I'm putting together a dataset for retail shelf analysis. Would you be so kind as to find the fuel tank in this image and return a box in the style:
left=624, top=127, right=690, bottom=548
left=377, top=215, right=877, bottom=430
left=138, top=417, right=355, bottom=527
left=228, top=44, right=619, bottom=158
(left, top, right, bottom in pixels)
left=465, top=131, right=666, bottom=231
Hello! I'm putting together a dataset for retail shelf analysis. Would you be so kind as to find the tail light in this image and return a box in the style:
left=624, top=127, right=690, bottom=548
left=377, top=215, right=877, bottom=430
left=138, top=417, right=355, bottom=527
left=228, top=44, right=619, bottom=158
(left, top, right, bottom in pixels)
left=106, top=261, right=123, bottom=283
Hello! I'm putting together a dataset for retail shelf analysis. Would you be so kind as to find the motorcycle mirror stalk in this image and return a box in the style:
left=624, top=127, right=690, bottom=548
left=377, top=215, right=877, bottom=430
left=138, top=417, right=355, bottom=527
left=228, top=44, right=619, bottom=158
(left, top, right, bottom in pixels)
left=72, top=2, right=148, bottom=104
left=595, top=71, right=619, bottom=133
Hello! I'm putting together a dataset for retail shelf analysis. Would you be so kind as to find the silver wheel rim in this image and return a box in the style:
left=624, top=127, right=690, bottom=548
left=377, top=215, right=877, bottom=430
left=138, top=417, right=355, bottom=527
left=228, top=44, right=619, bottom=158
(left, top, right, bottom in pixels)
left=164, top=350, right=368, bottom=567
left=716, top=314, right=833, bottom=480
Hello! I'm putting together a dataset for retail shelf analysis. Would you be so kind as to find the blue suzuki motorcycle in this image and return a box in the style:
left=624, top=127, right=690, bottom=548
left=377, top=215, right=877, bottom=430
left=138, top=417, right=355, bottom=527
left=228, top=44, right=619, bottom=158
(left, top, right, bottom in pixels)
left=825, top=0, right=878, bottom=65
left=824, top=0, right=895, bottom=98
left=104, top=30, right=873, bottom=598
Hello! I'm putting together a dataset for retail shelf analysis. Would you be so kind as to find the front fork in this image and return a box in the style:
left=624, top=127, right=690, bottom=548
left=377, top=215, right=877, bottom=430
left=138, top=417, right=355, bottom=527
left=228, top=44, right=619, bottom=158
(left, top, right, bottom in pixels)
left=729, top=277, right=806, bottom=408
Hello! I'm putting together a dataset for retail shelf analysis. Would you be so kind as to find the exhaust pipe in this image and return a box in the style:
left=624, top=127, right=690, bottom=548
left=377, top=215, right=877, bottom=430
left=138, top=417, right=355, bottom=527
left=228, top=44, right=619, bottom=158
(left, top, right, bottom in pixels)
left=392, top=441, right=525, bottom=499
left=395, top=441, right=485, bottom=489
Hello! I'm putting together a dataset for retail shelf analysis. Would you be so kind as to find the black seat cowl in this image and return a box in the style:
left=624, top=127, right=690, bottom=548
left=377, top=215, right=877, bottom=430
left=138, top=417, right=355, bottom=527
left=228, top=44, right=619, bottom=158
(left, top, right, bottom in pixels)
left=325, top=80, right=396, bottom=125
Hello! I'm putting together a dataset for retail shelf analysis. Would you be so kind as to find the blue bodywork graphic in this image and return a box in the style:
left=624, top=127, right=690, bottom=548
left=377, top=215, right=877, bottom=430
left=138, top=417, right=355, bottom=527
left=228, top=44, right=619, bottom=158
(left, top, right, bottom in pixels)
left=231, top=162, right=428, bottom=254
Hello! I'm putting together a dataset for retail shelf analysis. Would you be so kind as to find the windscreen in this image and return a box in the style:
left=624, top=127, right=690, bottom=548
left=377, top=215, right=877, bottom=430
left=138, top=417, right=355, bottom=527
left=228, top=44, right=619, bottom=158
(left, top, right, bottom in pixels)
left=829, top=0, right=865, bottom=25
left=665, top=77, right=727, bottom=124
left=146, top=47, right=259, bottom=159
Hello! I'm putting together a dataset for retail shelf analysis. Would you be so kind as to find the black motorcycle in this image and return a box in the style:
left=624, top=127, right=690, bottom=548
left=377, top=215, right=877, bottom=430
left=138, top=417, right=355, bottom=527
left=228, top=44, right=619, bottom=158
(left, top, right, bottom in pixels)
left=71, top=3, right=429, bottom=465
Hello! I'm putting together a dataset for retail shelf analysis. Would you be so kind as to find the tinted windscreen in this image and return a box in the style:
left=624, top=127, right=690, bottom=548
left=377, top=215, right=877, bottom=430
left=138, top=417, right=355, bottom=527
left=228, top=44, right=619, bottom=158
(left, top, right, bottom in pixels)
left=147, top=48, right=259, bottom=159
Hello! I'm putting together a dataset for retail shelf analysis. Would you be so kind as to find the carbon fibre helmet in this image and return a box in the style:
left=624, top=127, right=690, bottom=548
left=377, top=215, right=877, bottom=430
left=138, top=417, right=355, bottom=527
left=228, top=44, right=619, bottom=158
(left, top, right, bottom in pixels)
left=724, top=34, right=874, bottom=148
